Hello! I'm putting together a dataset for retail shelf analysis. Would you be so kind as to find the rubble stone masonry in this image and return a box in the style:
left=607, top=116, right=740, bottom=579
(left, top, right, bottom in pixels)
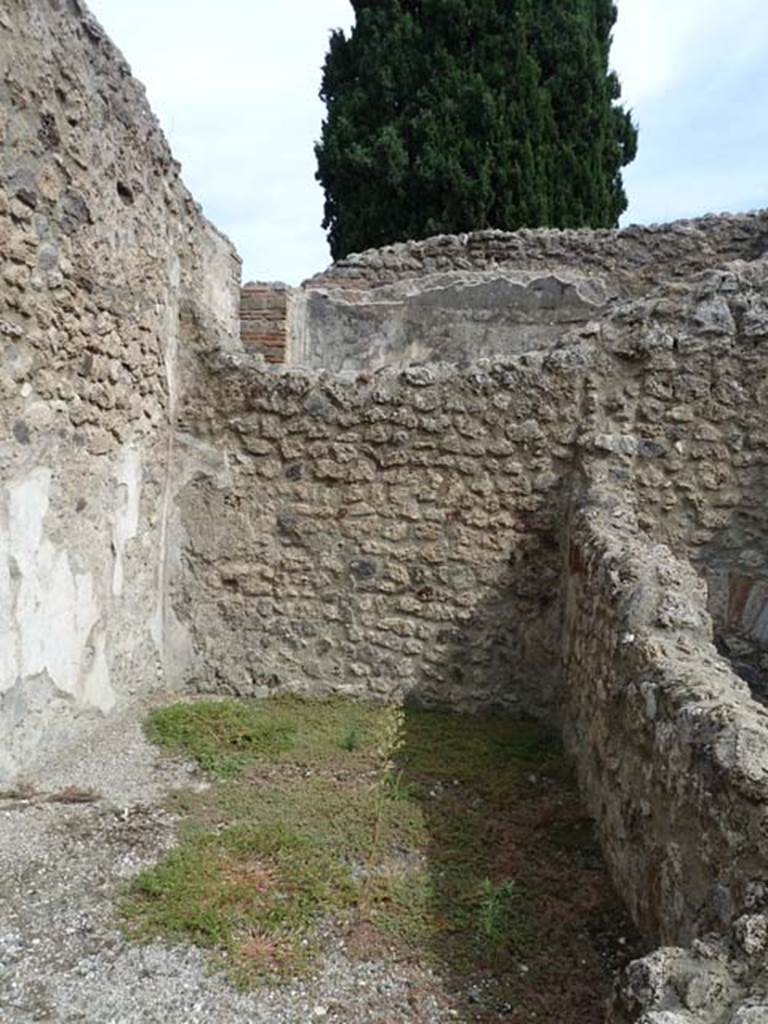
left=0, top=0, right=239, bottom=779
left=4, top=3, right=768, bottom=1020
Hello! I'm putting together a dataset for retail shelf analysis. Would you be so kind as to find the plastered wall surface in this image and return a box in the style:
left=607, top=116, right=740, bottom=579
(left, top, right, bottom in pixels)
left=290, top=270, right=610, bottom=372
left=247, top=212, right=768, bottom=374
left=0, top=0, right=239, bottom=780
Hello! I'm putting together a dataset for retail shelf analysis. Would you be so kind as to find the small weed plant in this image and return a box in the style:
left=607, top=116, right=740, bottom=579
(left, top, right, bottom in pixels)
left=360, top=700, right=406, bottom=912
left=339, top=727, right=361, bottom=752
left=477, top=878, right=532, bottom=955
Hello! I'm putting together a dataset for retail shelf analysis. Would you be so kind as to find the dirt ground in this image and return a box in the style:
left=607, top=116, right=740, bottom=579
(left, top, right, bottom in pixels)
left=0, top=699, right=643, bottom=1024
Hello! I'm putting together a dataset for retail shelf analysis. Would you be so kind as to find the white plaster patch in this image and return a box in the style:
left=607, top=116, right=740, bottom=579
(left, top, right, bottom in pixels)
left=81, top=631, right=114, bottom=713
left=6, top=467, right=114, bottom=710
left=112, top=447, right=142, bottom=598
left=0, top=512, right=16, bottom=693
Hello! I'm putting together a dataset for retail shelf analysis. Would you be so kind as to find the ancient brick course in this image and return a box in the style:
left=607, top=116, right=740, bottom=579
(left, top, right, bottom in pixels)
left=240, top=282, right=289, bottom=363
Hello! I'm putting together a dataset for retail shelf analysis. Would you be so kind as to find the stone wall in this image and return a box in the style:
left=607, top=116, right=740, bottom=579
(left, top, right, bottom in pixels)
left=563, top=482, right=768, bottom=1022
left=563, top=481, right=768, bottom=943
left=171, top=355, right=583, bottom=717
left=0, top=0, right=240, bottom=781
left=579, top=258, right=768, bottom=676
left=307, top=214, right=768, bottom=294
left=178, top=250, right=768, bottom=723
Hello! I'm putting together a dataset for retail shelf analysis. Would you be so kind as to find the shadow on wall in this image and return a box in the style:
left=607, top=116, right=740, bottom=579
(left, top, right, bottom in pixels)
left=696, top=460, right=768, bottom=704
left=172, top=472, right=572, bottom=723
left=375, top=516, right=645, bottom=1019
left=401, top=533, right=565, bottom=721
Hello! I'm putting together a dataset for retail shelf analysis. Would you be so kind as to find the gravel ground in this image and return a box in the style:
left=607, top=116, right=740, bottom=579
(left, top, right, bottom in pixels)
left=0, top=701, right=457, bottom=1024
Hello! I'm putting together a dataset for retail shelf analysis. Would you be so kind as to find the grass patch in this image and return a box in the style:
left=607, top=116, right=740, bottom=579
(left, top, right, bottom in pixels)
left=145, top=697, right=384, bottom=778
left=145, top=700, right=297, bottom=778
left=126, top=696, right=643, bottom=1014
left=477, top=878, right=532, bottom=954
left=124, top=818, right=354, bottom=979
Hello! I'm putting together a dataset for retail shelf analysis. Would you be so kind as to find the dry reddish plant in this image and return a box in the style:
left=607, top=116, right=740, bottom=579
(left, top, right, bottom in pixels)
left=235, top=927, right=282, bottom=968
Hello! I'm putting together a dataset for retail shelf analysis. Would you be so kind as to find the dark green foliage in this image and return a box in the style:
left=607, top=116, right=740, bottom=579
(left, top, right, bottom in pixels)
left=316, top=0, right=638, bottom=259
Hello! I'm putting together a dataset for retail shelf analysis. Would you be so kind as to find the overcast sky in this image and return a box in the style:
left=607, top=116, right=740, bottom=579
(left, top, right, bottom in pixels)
left=87, top=0, right=768, bottom=285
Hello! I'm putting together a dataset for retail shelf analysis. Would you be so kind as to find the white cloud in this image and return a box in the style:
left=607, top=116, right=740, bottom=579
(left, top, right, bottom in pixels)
left=87, top=1, right=768, bottom=281
left=613, top=0, right=768, bottom=226
left=89, top=0, right=353, bottom=283
left=613, top=0, right=768, bottom=104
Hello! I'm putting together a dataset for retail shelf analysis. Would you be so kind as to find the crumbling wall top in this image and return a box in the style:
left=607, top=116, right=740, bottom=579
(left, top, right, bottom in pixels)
left=305, top=211, right=768, bottom=295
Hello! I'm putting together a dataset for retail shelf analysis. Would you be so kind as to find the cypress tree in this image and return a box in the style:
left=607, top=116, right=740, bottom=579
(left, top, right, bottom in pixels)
left=315, top=0, right=637, bottom=260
